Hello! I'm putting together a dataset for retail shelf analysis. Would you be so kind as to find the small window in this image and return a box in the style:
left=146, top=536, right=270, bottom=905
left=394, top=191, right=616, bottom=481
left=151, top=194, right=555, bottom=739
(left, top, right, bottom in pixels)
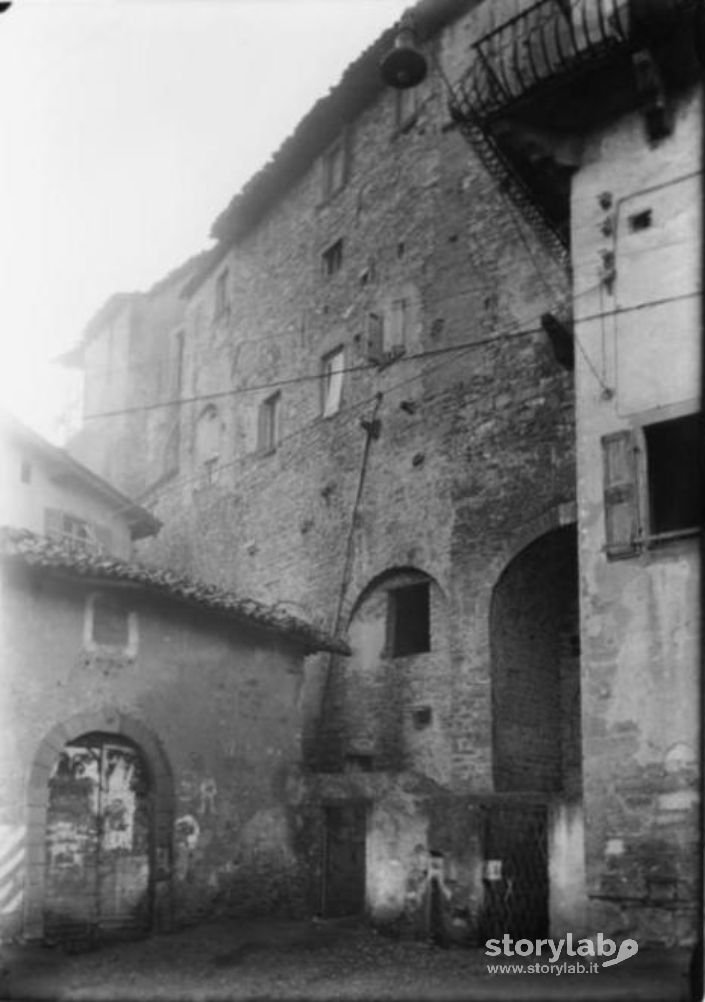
left=395, top=87, right=418, bottom=131
left=20, top=460, right=31, bottom=484
left=322, top=239, right=343, bottom=277
left=93, top=594, right=129, bottom=647
left=258, top=392, right=280, bottom=453
left=215, top=269, right=229, bottom=318
left=628, top=209, right=652, bottom=233
left=85, top=592, right=138, bottom=657
left=321, top=135, right=348, bottom=200
left=173, top=330, right=185, bottom=397
left=645, top=414, right=703, bottom=536
left=386, top=298, right=408, bottom=351
left=387, top=582, right=430, bottom=657
left=321, top=347, right=344, bottom=417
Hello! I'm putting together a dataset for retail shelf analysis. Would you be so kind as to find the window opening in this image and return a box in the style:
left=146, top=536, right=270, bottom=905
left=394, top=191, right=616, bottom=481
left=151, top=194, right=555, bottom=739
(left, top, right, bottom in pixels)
left=20, top=459, right=31, bottom=484
left=395, top=86, right=418, bottom=130
left=628, top=209, right=653, bottom=232
left=387, top=582, right=430, bottom=656
left=258, top=392, right=280, bottom=453
left=322, top=239, right=343, bottom=277
left=386, top=298, right=408, bottom=351
left=322, top=136, right=347, bottom=199
left=92, top=594, right=130, bottom=647
left=645, top=414, right=702, bottom=536
left=321, top=347, right=345, bottom=417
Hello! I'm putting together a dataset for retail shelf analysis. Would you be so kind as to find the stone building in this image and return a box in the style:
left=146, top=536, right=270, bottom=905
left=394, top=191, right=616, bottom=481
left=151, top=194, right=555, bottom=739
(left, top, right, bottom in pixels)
left=0, top=416, right=345, bottom=941
left=65, top=0, right=702, bottom=947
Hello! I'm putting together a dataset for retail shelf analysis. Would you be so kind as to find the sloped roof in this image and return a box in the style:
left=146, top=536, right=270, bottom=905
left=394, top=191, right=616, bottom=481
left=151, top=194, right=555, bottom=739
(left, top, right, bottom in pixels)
left=0, top=526, right=349, bottom=656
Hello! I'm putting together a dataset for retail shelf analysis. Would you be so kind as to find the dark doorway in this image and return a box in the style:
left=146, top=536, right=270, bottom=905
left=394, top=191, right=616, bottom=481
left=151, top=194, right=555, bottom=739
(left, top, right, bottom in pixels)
left=479, top=799, right=549, bottom=941
left=322, top=802, right=366, bottom=917
left=44, top=732, right=151, bottom=941
left=490, top=524, right=581, bottom=796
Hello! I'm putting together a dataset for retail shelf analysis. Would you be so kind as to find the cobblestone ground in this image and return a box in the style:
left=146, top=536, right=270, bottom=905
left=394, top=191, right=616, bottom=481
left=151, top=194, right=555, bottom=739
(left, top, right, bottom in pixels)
left=0, top=918, right=693, bottom=1002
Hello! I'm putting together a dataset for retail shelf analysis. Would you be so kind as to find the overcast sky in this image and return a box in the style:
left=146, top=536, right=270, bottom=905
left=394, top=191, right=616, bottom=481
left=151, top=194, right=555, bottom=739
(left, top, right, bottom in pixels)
left=0, top=0, right=409, bottom=439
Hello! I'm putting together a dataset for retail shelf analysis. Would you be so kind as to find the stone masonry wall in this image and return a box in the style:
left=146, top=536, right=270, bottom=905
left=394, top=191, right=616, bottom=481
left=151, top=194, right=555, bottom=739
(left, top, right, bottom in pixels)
left=134, top=15, right=575, bottom=794
left=0, top=563, right=312, bottom=936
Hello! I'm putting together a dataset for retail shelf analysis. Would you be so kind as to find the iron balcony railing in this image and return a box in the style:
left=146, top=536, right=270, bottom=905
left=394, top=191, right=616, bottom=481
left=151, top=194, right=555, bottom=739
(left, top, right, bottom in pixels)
left=458, top=0, right=632, bottom=120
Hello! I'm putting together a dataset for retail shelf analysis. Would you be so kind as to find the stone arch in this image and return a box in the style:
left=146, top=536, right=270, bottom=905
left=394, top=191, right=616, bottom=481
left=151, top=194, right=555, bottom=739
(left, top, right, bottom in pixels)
left=344, top=564, right=446, bottom=630
left=489, top=524, right=581, bottom=796
left=322, top=566, right=450, bottom=779
left=24, top=708, right=173, bottom=940
left=497, top=501, right=577, bottom=577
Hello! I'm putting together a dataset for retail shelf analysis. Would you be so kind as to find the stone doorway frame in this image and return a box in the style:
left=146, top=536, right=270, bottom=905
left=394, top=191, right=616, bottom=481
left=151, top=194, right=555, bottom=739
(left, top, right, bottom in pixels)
left=24, top=708, right=173, bottom=940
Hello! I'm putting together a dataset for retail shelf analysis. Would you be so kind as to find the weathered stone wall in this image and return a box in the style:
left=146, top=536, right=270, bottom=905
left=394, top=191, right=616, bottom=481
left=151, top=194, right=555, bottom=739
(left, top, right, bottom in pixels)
left=135, top=21, right=574, bottom=794
left=571, top=89, right=701, bottom=945
left=70, top=271, right=189, bottom=501
left=0, top=562, right=311, bottom=937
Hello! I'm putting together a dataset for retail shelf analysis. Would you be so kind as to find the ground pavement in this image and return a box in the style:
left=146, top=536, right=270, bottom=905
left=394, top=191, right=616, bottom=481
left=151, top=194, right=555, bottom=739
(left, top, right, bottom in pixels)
left=0, top=917, right=695, bottom=1001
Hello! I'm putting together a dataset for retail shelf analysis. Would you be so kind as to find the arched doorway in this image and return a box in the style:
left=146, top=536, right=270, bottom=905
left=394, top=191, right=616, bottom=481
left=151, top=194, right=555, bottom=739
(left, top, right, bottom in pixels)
left=484, top=524, right=581, bottom=939
left=44, top=733, right=151, bottom=940
left=25, top=711, right=173, bottom=942
left=490, top=524, right=581, bottom=796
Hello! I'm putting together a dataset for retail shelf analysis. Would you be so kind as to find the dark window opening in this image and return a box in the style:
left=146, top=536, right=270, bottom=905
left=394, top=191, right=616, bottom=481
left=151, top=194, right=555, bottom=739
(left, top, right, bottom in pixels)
left=93, top=595, right=129, bottom=647
left=412, top=706, right=432, bottom=729
left=20, top=460, right=31, bottom=484
left=344, top=754, right=374, bottom=772
left=322, top=239, right=343, bottom=277
left=387, top=582, right=430, bottom=657
left=628, top=209, right=652, bottom=232
left=645, top=414, right=703, bottom=535
left=322, top=136, right=348, bottom=200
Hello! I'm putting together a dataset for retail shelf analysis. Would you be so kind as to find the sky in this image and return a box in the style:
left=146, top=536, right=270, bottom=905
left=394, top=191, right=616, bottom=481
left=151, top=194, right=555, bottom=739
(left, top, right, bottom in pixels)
left=0, top=0, right=409, bottom=440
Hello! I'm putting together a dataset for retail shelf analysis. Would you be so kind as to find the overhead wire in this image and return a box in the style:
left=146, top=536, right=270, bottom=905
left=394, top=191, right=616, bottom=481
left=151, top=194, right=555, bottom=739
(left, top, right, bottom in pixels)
left=82, top=286, right=700, bottom=422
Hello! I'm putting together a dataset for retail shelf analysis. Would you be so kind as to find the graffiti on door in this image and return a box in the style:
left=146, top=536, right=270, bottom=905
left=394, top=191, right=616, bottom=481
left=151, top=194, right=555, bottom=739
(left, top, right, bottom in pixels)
left=44, top=732, right=151, bottom=939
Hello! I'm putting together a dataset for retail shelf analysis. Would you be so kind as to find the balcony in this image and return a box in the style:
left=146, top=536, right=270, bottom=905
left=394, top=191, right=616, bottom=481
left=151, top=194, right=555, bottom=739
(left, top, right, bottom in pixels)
left=448, top=0, right=703, bottom=248
left=457, top=0, right=702, bottom=129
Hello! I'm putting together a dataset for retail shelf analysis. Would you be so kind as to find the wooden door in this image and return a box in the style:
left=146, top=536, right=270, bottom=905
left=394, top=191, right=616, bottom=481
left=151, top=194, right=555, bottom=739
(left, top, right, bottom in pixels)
left=44, top=733, right=151, bottom=940
left=323, top=803, right=366, bottom=918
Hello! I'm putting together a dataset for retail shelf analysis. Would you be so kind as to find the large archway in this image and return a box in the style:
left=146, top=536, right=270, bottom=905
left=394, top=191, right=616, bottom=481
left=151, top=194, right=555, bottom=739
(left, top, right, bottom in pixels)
left=490, top=525, right=581, bottom=796
left=25, top=710, right=173, bottom=941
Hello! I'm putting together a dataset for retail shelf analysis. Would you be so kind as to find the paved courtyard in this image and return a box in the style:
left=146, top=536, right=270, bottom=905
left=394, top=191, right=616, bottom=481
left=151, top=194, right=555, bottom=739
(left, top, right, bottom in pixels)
left=0, top=917, right=694, bottom=1001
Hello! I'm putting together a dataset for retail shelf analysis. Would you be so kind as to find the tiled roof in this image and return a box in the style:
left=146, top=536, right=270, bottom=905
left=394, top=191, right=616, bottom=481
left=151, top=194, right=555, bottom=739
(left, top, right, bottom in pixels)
left=0, top=526, right=349, bottom=656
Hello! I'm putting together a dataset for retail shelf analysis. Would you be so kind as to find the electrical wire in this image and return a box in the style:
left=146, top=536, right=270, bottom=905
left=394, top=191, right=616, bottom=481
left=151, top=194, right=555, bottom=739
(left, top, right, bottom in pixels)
left=81, top=287, right=699, bottom=422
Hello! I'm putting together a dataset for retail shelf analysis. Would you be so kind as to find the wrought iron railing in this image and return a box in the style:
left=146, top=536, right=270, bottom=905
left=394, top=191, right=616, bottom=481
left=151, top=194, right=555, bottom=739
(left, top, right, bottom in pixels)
left=457, top=0, right=631, bottom=120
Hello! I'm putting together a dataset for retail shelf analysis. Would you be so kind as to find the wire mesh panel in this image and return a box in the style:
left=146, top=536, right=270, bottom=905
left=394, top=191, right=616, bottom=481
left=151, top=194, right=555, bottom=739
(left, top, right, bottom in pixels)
left=478, top=799, right=549, bottom=942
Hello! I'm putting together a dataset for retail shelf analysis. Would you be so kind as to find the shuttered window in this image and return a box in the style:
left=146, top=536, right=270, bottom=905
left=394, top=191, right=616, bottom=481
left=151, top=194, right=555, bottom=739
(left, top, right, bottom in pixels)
left=601, top=431, right=641, bottom=558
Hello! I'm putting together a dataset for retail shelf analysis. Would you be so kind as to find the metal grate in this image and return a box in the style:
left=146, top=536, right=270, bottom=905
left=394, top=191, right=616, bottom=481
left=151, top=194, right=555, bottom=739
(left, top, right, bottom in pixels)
left=478, top=799, right=549, bottom=942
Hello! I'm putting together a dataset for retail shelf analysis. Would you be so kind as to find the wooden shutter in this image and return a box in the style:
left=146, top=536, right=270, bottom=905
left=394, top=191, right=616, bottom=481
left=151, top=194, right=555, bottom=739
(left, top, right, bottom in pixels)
left=601, top=430, right=641, bottom=558
left=367, top=313, right=384, bottom=364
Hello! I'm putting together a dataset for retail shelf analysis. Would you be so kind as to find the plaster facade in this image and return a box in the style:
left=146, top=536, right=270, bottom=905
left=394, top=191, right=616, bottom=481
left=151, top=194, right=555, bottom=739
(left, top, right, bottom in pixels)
left=571, top=88, right=702, bottom=945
